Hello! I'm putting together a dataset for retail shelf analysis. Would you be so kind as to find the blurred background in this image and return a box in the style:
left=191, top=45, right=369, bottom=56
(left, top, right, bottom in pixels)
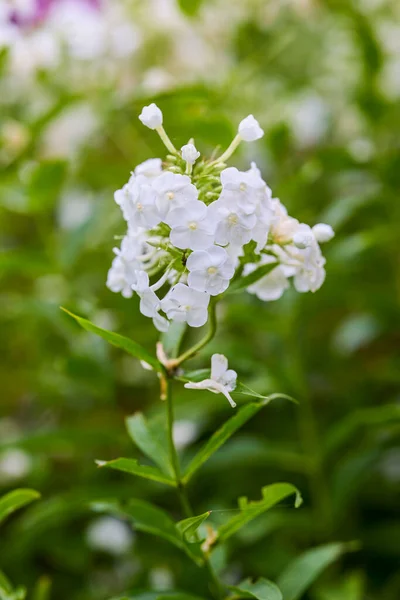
left=1, top=0, right=399, bottom=599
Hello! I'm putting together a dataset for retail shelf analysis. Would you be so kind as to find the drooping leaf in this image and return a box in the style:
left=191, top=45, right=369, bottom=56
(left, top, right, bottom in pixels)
left=277, top=542, right=355, bottom=600
left=229, top=578, right=282, bottom=600
left=176, top=511, right=211, bottom=540
left=121, top=499, right=204, bottom=565
left=228, top=262, right=278, bottom=293
left=0, top=489, right=41, bottom=526
left=183, top=396, right=292, bottom=483
left=217, top=483, right=302, bottom=543
left=126, top=413, right=174, bottom=477
left=96, top=458, right=176, bottom=487
left=61, top=308, right=162, bottom=372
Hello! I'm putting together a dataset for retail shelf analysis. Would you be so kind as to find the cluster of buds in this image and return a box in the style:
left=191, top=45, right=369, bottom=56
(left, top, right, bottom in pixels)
left=107, top=103, right=334, bottom=332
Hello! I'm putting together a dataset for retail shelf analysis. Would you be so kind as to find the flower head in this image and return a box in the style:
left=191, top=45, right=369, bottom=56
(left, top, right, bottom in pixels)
left=238, top=115, right=264, bottom=142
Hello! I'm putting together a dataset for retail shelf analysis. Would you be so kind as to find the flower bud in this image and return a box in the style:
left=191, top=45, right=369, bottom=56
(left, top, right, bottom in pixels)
left=138, top=103, right=163, bottom=130
left=238, top=115, right=264, bottom=142
left=181, top=143, right=200, bottom=165
left=312, top=223, right=335, bottom=243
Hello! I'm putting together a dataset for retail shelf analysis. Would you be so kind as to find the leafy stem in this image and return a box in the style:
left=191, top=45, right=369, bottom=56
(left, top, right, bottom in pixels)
left=164, top=375, right=225, bottom=600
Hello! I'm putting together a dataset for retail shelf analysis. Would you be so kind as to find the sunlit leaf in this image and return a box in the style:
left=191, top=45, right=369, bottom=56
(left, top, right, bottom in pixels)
left=176, top=511, right=211, bottom=540
left=229, top=578, right=282, bottom=600
left=0, top=489, right=41, bottom=526
left=217, top=483, right=302, bottom=543
left=96, top=458, right=176, bottom=487
left=277, top=542, right=356, bottom=600
left=61, top=308, right=163, bottom=372
left=126, top=413, right=174, bottom=477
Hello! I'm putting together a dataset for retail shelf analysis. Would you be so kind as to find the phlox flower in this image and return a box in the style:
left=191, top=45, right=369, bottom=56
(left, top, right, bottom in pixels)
left=166, top=200, right=215, bottom=251
left=161, top=283, right=210, bottom=328
left=209, top=199, right=256, bottom=247
left=184, top=354, right=237, bottom=408
left=152, top=172, right=198, bottom=219
left=187, top=246, right=234, bottom=295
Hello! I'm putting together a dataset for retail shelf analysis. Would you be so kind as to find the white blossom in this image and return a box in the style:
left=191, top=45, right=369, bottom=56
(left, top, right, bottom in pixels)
left=184, top=354, right=237, bottom=407
left=187, top=246, right=234, bottom=295
left=220, top=166, right=269, bottom=215
left=181, top=143, right=200, bottom=165
left=134, top=158, right=163, bottom=178
left=161, top=283, right=210, bottom=327
left=247, top=263, right=291, bottom=301
left=312, top=223, right=335, bottom=243
left=115, top=175, right=161, bottom=230
left=133, top=270, right=169, bottom=332
left=166, top=200, right=215, bottom=251
left=209, top=199, right=256, bottom=246
left=139, top=103, right=163, bottom=130
left=152, top=171, right=198, bottom=219
left=238, top=115, right=264, bottom=142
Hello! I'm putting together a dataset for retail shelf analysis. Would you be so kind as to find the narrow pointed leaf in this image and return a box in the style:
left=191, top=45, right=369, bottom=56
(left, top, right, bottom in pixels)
left=176, top=511, right=211, bottom=539
left=217, top=483, right=302, bottom=543
left=0, top=489, right=41, bottom=526
left=183, top=396, right=291, bottom=483
left=96, top=458, right=175, bottom=487
left=121, top=499, right=204, bottom=565
left=277, top=542, right=355, bottom=600
left=126, top=413, right=174, bottom=477
left=228, top=262, right=278, bottom=292
left=61, top=308, right=162, bottom=372
left=229, top=578, right=282, bottom=600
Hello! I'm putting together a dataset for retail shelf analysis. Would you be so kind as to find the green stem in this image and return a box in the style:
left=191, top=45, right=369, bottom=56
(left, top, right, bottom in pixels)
left=172, top=299, right=218, bottom=368
left=164, top=376, right=224, bottom=600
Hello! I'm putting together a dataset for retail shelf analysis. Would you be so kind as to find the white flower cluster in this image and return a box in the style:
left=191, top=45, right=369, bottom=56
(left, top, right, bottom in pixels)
left=107, top=104, right=334, bottom=331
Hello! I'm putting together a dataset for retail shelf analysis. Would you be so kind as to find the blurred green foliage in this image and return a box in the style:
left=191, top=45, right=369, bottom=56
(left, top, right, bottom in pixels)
left=0, top=1, right=399, bottom=599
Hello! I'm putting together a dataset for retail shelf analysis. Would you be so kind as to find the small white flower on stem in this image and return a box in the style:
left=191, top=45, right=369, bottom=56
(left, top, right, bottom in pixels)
left=166, top=200, right=215, bottom=251
left=138, top=103, right=163, bottom=130
left=187, top=246, right=234, bottom=295
left=238, top=115, right=264, bottom=142
left=184, top=354, right=237, bottom=408
left=152, top=171, right=198, bottom=219
left=132, top=271, right=169, bottom=331
left=209, top=199, right=256, bottom=246
left=134, top=158, right=163, bottom=178
left=161, top=283, right=210, bottom=327
left=220, top=166, right=267, bottom=215
left=293, top=224, right=314, bottom=249
left=181, top=143, right=200, bottom=165
left=312, top=223, right=335, bottom=243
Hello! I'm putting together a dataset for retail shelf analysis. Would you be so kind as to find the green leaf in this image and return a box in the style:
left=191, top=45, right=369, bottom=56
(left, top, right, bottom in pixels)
left=183, top=396, right=291, bottom=483
left=178, top=0, right=205, bottom=18
left=0, top=489, right=41, bottom=526
left=126, top=413, right=174, bottom=477
left=161, top=321, right=187, bottom=358
left=277, top=542, right=355, bottom=600
left=96, top=458, right=176, bottom=487
left=229, top=578, right=282, bottom=600
left=121, top=499, right=204, bottom=565
left=61, top=308, right=163, bottom=372
left=236, top=384, right=297, bottom=404
left=228, top=262, right=278, bottom=293
left=217, top=483, right=302, bottom=543
left=176, top=511, right=211, bottom=540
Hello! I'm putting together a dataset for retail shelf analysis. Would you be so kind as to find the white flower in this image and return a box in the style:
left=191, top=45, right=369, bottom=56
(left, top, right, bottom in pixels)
left=133, top=270, right=169, bottom=332
left=273, top=239, right=326, bottom=293
left=138, top=103, right=163, bottom=130
left=293, top=224, right=315, bottom=249
left=184, top=353, right=237, bottom=408
left=106, top=232, right=153, bottom=298
left=220, top=166, right=268, bottom=215
left=0, top=449, right=32, bottom=481
left=312, top=223, right=335, bottom=243
left=152, top=171, right=198, bottom=219
left=181, top=143, right=200, bottom=165
left=115, top=175, right=161, bottom=230
left=247, top=264, right=291, bottom=301
left=86, top=517, right=133, bottom=555
left=134, top=158, right=163, bottom=178
left=269, top=199, right=300, bottom=244
left=187, top=246, right=234, bottom=295
left=166, top=200, right=215, bottom=251
left=161, top=283, right=210, bottom=328
left=209, top=199, right=256, bottom=246
left=238, top=115, right=264, bottom=142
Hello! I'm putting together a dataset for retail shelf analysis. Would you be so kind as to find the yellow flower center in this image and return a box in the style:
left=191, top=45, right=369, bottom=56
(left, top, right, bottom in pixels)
left=136, top=202, right=143, bottom=211
left=167, top=191, right=175, bottom=200
left=188, top=222, right=198, bottom=230
left=207, top=266, right=217, bottom=275
left=239, top=182, right=247, bottom=192
left=228, top=213, right=238, bottom=225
